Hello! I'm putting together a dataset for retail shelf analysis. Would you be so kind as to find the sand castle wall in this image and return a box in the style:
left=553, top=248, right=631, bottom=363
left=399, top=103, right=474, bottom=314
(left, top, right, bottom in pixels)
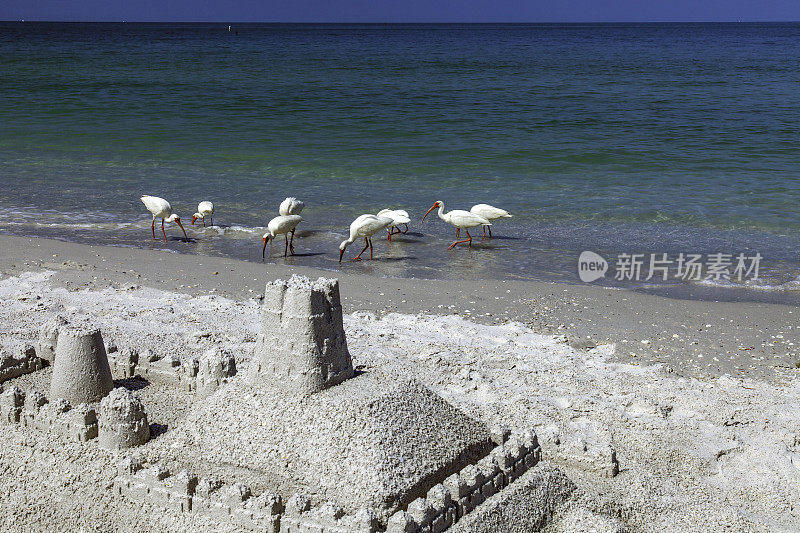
left=0, top=385, right=99, bottom=442
left=385, top=431, right=541, bottom=532
left=37, top=314, right=68, bottom=364
left=114, top=430, right=542, bottom=533
left=0, top=343, right=44, bottom=383
left=106, top=345, right=236, bottom=397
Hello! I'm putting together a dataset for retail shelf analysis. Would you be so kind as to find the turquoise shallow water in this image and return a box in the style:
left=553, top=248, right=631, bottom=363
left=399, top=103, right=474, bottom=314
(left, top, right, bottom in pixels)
left=2, top=22, right=800, bottom=303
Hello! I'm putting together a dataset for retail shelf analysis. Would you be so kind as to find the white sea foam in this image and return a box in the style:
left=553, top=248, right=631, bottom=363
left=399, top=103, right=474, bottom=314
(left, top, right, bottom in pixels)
left=696, top=275, right=800, bottom=292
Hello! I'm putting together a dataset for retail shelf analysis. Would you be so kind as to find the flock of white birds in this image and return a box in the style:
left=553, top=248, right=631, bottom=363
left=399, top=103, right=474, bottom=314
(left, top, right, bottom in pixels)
left=140, top=195, right=512, bottom=262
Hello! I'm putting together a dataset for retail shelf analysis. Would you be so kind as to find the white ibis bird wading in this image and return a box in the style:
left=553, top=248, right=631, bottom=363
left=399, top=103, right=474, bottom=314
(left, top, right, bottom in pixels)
left=262, top=215, right=303, bottom=258
left=339, top=214, right=394, bottom=262
left=279, top=197, right=305, bottom=244
left=376, top=208, right=411, bottom=241
left=191, top=201, right=215, bottom=227
left=279, top=197, right=305, bottom=216
left=422, top=200, right=490, bottom=249
left=470, top=203, right=512, bottom=238
left=140, top=195, right=188, bottom=243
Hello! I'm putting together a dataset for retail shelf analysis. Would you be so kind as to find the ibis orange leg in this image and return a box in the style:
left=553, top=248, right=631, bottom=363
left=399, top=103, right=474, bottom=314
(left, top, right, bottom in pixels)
left=151, top=218, right=156, bottom=240
left=448, top=229, right=472, bottom=249
left=387, top=226, right=401, bottom=242
left=161, top=219, right=167, bottom=243
left=353, top=237, right=370, bottom=261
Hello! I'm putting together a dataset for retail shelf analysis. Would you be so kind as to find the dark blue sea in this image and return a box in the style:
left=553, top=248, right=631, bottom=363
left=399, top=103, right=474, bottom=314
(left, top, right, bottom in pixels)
left=2, top=22, right=800, bottom=303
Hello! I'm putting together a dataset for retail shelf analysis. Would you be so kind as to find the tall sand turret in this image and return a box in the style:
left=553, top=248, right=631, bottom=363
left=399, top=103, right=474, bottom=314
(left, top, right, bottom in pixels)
left=249, top=275, right=353, bottom=395
left=50, top=325, right=113, bottom=404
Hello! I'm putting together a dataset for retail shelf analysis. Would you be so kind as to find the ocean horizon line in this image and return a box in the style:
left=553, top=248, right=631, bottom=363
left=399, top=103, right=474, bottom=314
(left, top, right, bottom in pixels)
left=3, top=20, right=799, bottom=25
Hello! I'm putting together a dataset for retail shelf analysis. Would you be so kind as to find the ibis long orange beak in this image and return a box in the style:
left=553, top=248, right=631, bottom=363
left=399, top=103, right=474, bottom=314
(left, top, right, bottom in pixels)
left=338, top=247, right=345, bottom=263
left=422, top=203, right=437, bottom=223
left=176, top=219, right=188, bottom=242
left=262, top=236, right=269, bottom=259
left=191, top=215, right=197, bottom=226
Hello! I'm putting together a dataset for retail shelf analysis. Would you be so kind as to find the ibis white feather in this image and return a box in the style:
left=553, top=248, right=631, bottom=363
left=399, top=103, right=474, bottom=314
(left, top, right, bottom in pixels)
left=140, top=195, right=187, bottom=242
left=339, top=214, right=394, bottom=262
left=422, top=200, right=489, bottom=249
left=192, top=201, right=215, bottom=227
left=262, top=215, right=303, bottom=258
left=470, top=203, right=511, bottom=238
left=377, top=209, right=411, bottom=225
left=279, top=197, right=305, bottom=216
left=376, top=208, right=411, bottom=240
left=470, top=204, right=511, bottom=220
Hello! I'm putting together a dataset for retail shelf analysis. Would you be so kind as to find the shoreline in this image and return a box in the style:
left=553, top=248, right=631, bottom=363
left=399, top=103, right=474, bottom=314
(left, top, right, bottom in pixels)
left=2, top=221, right=800, bottom=307
left=0, top=234, right=796, bottom=382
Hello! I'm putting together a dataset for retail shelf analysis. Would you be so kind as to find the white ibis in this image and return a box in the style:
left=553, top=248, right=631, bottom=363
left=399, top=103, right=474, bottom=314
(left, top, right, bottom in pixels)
left=376, top=208, right=411, bottom=241
left=140, top=195, right=188, bottom=243
left=279, top=197, right=305, bottom=245
left=422, top=201, right=490, bottom=249
left=279, top=197, right=305, bottom=216
left=262, top=215, right=303, bottom=258
left=191, top=201, right=215, bottom=227
left=470, top=204, right=512, bottom=238
left=339, top=214, right=394, bottom=262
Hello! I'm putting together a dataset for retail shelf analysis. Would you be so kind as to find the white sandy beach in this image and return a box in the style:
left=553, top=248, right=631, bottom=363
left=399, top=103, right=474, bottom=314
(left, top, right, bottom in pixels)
left=0, top=235, right=798, bottom=531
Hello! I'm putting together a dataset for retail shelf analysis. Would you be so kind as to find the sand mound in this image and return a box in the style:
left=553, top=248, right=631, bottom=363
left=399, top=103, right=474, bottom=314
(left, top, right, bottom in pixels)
left=160, top=370, right=494, bottom=519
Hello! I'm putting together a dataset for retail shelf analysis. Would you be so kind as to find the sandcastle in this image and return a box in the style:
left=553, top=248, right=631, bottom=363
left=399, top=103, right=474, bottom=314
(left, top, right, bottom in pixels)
left=0, top=275, right=572, bottom=531
left=110, top=275, right=562, bottom=532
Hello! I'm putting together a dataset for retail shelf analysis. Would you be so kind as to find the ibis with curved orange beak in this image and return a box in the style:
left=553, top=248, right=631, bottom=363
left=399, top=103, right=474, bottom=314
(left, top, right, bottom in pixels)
left=262, top=215, right=303, bottom=258
left=339, top=214, right=394, bottom=262
left=191, top=201, right=215, bottom=227
left=422, top=200, right=490, bottom=249
left=140, top=195, right=188, bottom=243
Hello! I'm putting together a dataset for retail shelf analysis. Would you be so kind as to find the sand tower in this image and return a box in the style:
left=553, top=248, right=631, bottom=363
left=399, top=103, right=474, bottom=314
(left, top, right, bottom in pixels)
left=249, top=275, right=354, bottom=395
left=50, top=325, right=114, bottom=404
left=37, top=314, right=68, bottom=364
left=99, top=387, right=150, bottom=450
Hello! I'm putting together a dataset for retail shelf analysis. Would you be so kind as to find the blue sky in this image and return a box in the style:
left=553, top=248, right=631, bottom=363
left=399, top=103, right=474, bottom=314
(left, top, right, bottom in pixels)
left=3, top=0, right=800, bottom=22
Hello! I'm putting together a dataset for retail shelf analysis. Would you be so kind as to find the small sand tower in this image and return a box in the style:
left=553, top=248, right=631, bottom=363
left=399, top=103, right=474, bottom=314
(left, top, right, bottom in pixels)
left=196, top=348, right=237, bottom=398
left=249, top=275, right=353, bottom=395
left=99, top=388, right=150, bottom=450
left=50, top=325, right=114, bottom=404
left=37, top=314, right=68, bottom=364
